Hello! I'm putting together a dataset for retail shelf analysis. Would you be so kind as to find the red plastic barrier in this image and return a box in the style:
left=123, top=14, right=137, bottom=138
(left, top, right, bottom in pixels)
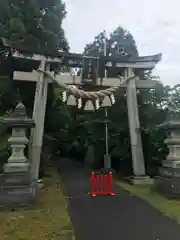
left=88, top=172, right=115, bottom=196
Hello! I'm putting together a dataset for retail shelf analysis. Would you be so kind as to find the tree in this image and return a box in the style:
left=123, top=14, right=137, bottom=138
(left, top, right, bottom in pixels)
left=0, top=0, right=69, bottom=113
left=0, top=0, right=69, bottom=114
left=0, top=0, right=69, bottom=52
left=84, top=26, right=138, bottom=57
left=83, top=26, right=138, bottom=79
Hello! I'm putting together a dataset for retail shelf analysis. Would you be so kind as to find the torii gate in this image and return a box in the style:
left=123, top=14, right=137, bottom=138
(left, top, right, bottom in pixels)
left=2, top=38, right=162, bottom=184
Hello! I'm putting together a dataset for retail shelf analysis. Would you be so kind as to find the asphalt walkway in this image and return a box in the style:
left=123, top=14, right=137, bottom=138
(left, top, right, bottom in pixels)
left=59, top=159, right=180, bottom=240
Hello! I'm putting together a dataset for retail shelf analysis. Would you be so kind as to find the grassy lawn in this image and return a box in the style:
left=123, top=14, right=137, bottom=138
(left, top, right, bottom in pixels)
left=117, top=181, right=180, bottom=224
left=0, top=167, right=74, bottom=240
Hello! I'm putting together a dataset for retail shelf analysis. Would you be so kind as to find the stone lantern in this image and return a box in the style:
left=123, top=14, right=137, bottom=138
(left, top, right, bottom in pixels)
left=0, top=102, right=37, bottom=207
left=155, top=115, right=180, bottom=198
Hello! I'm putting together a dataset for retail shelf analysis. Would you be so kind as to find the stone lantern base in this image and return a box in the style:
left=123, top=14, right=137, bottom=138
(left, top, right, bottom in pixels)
left=154, top=119, right=180, bottom=199
left=154, top=167, right=180, bottom=199
left=0, top=172, right=38, bottom=208
left=155, top=176, right=180, bottom=199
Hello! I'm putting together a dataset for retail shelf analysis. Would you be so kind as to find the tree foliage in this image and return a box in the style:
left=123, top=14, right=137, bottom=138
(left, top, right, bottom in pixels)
left=84, top=26, right=138, bottom=57
left=0, top=0, right=69, bottom=52
left=83, top=26, right=145, bottom=79
left=0, top=0, right=69, bottom=112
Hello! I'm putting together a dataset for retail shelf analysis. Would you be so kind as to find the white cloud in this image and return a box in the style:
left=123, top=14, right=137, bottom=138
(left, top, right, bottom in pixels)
left=63, top=0, right=180, bottom=85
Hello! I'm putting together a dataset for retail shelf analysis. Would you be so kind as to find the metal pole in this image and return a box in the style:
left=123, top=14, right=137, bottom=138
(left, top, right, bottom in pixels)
left=104, top=31, right=107, bottom=79
left=105, top=107, right=108, bottom=155
left=104, top=31, right=108, bottom=155
left=103, top=32, right=111, bottom=169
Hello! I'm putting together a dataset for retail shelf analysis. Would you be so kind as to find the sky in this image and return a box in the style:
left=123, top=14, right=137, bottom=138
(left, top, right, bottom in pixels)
left=63, top=0, right=180, bottom=86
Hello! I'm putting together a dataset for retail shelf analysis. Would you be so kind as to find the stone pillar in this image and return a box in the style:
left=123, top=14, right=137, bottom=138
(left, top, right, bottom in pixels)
left=0, top=103, right=37, bottom=207
left=125, top=68, right=153, bottom=184
left=30, top=57, right=49, bottom=180
left=155, top=118, right=180, bottom=198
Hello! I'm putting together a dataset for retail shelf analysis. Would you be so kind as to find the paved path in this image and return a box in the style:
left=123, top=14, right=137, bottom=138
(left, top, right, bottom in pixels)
left=59, top=159, right=180, bottom=240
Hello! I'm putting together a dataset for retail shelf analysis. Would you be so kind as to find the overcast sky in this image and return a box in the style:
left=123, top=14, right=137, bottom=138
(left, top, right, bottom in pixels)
left=63, top=0, right=180, bottom=86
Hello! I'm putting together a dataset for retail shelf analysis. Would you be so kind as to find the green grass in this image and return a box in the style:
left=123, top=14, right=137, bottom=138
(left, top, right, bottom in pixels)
left=117, top=181, right=180, bottom=224
left=0, top=167, right=74, bottom=240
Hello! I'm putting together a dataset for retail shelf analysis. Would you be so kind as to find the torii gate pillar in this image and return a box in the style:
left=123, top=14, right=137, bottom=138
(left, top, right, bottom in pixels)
left=126, top=68, right=153, bottom=184
left=29, top=57, right=49, bottom=180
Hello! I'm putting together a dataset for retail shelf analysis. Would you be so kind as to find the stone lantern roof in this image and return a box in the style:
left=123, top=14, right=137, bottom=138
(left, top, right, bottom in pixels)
left=0, top=102, right=35, bottom=128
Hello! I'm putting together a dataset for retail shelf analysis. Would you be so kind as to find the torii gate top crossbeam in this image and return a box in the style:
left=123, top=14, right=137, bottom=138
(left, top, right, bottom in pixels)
left=1, top=38, right=162, bottom=70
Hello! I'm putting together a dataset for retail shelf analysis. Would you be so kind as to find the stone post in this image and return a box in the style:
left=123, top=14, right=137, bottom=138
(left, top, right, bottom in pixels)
left=0, top=103, right=37, bottom=207
left=125, top=68, right=153, bottom=184
left=155, top=117, right=180, bottom=198
left=30, top=57, right=49, bottom=181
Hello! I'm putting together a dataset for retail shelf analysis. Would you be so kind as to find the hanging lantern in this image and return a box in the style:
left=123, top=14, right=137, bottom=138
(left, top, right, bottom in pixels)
left=110, top=94, right=115, bottom=104
left=62, top=91, right=67, bottom=102
left=95, top=99, right=100, bottom=110
left=77, top=98, right=82, bottom=109
left=101, top=95, right=112, bottom=108
left=67, top=95, right=76, bottom=106
left=84, top=100, right=95, bottom=111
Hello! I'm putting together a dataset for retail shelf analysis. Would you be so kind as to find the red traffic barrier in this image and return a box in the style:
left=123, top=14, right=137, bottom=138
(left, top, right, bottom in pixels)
left=88, top=171, right=115, bottom=196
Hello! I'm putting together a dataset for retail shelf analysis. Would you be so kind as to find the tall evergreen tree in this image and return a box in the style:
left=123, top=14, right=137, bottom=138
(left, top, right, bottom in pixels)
left=0, top=0, right=69, bottom=52
left=84, top=26, right=138, bottom=57
left=83, top=26, right=139, bottom=79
